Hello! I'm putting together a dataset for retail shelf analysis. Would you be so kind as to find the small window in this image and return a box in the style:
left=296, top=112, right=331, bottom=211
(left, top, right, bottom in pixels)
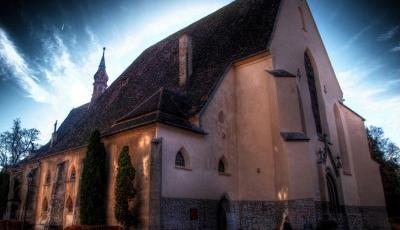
left=41, top=197, right=48, bottom=219
left=218, top=160, right=225, bottom=173
left=66, top=196, right=73, bottom=213
left=175, top=151, right=185, bottom=167
left=42, top=198, right=48, bottom=212
left=70, top=166, right=76, bottom=181
left=45, top=171, right=51, bottom=185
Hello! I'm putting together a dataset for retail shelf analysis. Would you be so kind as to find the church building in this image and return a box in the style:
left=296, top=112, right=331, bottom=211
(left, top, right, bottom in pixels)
left=4, top=0, right=389, bottom=229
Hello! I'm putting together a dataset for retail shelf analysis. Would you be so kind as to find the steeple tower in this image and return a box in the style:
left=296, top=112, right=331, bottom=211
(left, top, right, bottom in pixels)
left=91, top=47, right=109, bottom=101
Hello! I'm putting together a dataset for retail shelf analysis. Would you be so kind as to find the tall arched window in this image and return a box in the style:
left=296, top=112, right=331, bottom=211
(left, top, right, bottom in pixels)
left=175, top=151, right=185, bottom=167
left=65, top=196, right=73, bottom=213
left=70, top=166, right=76, bottom=181
left=326, top=173, right=340, bottom=214
left=42, top=198, right=48, bottom=213
left=45, top=171, right=51, bottom=185
left=305, top=52, right=322, bottom=135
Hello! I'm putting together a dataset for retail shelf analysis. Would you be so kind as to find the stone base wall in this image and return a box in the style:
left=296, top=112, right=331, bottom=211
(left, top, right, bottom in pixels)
left=359, top=206, right=390, bottom=230
left=161, top=198, right=219, bottom=230
left=238, top=200, right=282, bottom=229
left=286, top=199, right=317, bottom=229
left=161, top=198, right=390, bottom=230
left=314, top=202, right=390, bottom=230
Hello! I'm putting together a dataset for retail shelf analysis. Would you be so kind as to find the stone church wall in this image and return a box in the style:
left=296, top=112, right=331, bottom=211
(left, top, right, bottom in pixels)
left=5, top=126, right=156, bottom=229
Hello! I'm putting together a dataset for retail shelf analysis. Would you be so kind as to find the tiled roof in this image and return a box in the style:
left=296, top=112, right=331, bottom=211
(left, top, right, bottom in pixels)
left=28, top=0, right=281, bottom=161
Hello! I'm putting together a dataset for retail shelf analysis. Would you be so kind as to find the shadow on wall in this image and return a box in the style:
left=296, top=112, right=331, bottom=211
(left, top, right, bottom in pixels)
left=131, top=173, right=143, bottom=228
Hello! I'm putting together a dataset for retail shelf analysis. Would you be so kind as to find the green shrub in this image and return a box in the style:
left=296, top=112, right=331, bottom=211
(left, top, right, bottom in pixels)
left=115, top=146, right=136, bottom=229
left=79, top=130, right=107, bottom=225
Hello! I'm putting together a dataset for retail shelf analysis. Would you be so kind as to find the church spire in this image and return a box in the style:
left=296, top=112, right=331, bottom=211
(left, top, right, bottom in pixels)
left=91, top=47, right=109, bottom=102
left=99, top=47, right=106, bottom=69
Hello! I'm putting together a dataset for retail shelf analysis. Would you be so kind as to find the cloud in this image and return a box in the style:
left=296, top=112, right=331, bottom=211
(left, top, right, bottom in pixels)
left=0, top=26, right=104, bottom=144
left=377, top=25, right=399, bottom=41
left=0, top=28, right=53, bottom=103
left=390, top=43, right=400, bottom=52
left=340, top=21, right=378, bottom=52
left=388, top=78, right=400, bottom=85
left=337, top=66, right=400, bottom=146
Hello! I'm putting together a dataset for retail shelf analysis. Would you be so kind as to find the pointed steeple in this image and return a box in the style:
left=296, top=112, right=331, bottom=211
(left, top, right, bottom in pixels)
left=91, top=47, right=109, bottom=102
left=99, top=47, right=106, bottom=69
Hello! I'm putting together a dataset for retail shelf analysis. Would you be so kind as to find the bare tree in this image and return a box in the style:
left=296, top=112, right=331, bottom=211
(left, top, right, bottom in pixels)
left=367, top=126, right=400, bottom=223
left=0, top=119, right=39, bottom=168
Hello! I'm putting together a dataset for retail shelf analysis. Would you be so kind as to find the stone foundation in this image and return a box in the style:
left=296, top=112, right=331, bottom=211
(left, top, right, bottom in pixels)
left=161, top=198, right=219, bottom=230
left=238, top=200, right=282, bottom=229
left=359, top=206, right=390, bottom=230
left=161, top=198, right=390, bottom=230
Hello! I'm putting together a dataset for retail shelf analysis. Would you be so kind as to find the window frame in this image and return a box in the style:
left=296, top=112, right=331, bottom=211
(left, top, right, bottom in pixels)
left=174, top=147, right=191, bottom=171
left=218, top=156, right=230, bottom=176
left=175, top=151, right=185, bottom=168
left=304, top=52, right=323, bottom=136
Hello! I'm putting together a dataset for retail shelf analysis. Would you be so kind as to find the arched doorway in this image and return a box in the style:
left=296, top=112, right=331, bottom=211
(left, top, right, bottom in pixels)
left=326, top=173, right=340, bottom=214
left=217, top=195, right=236, bottom=230
left=217, top=196, right=228, bottom=230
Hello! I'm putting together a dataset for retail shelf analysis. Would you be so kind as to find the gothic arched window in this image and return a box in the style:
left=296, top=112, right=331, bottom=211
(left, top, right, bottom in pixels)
left=326, top=173, right=340, bottom=214
left=175, top=151, right=185, bottom=167
left=42, top=198, right=48, bottom=213
left=66, top=196, right=73, bottom=213
left=70, top=166, right=76, bottom=181
left=218, top=159, right=225, bottom=173
left=304, top=52, right=322, bottom=135
left=45, top=171, right=51, bottom=185
left=12, top=178, right=21, bottom=202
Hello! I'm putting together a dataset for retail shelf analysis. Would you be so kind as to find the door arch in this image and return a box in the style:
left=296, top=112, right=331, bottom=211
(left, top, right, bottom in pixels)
left=326, top=172, right=340, bottom=214
left=217, top=194, right=236, bottom=230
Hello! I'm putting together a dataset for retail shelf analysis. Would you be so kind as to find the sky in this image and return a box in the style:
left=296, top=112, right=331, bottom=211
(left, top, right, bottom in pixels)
left=0, top=0, right=399, bottom=146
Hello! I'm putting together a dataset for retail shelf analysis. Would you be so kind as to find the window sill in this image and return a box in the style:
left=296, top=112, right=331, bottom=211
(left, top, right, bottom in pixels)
left=281, top=132, right=310, bottom=142
left=218, top=172, right=231, bottom=176
left=175, top=166, right=192, bottom=171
